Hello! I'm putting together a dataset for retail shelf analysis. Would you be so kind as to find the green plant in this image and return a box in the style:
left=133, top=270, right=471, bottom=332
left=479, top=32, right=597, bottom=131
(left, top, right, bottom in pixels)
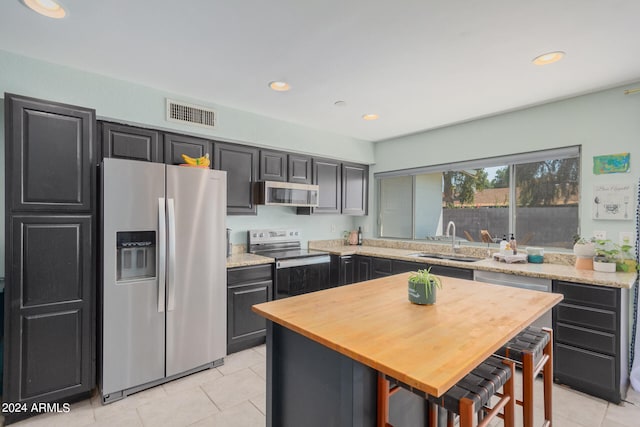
left=408, top=268, right=442, bottom=297
left=594, top=239, right=619, bottom=263
left=573, top=236, right=595, bottom=245
left=616, top=244, right=638, bottom=272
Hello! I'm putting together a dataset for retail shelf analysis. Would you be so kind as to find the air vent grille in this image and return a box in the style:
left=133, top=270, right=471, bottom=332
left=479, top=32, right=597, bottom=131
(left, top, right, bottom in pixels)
left=166, top=99, right=216, bottom=128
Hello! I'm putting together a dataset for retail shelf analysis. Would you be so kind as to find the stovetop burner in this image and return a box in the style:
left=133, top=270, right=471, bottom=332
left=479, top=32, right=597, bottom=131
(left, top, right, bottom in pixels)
left=248, top=228, right=328, bottom=261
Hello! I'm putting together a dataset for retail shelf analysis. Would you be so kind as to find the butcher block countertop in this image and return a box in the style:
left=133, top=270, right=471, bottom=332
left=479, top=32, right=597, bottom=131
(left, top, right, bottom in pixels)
left=253, top=273, right=563, bottom=397
left=309, top=241, right=637, bottom=289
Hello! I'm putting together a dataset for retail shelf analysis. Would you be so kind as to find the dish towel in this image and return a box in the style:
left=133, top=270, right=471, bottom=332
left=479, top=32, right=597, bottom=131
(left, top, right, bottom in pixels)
left=630, top=178, right=640, bottom=391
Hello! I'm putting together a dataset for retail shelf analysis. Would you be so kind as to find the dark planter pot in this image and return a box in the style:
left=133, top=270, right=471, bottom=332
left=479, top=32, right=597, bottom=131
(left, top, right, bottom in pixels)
left=408, top=280, right=437, bottom=305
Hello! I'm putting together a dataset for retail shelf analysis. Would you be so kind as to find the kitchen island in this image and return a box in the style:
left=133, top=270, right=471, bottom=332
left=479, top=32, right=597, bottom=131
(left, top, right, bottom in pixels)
left=253, top=273, right=563, bottom=426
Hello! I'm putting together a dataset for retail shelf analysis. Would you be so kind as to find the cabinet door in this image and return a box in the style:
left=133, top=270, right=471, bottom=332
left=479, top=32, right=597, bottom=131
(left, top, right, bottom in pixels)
left=355, top=256, right=372, bottom=282
left=288, top=154, right=312, bottom=184
left=227, top=280, right=272, bottom=354
left=342, top=162, right=368, bottom=215
left=260, top=150, right=287, bottom=182
left=101, top=122, right=162, bottom=162
left=214, top=142, right=259, bottom=215
left=313, top=158, right=341, bottom=214
left=5, top=216, right=94, bottom=416
left=392, top=260, right=421, bottom=274
left=7, top=94, right=95, bottom=212
left=164, top=133, right=212, bottom=166
left=372, top=257, right=393, bottom=278
left=428, top=264, right=474, bottom=280
left=340, top=256, right=356, bottom=285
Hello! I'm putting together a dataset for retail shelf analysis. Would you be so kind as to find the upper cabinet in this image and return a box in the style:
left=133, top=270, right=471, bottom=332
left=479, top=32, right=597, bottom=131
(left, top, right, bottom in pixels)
left=259, top=150, right=287, bottom=182
left=341, top=162, right=368, bottom=216
left=298, top=158, right=368, bottom=216
left=288, top=154, right=312, bottom=184
left=101, top=122, right=162, bottom=163
left=214, top=142, right=259, bottom=215
left=312, top=158, right=342, bottom=214
left=7, top=94, right=95, bottom=212
left=164, top=133, right=212, bottom=166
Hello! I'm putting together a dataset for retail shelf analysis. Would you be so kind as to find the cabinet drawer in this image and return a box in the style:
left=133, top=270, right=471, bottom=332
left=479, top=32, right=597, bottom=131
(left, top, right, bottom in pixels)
left=554, top=281, right=618, bottom=309
left=556, top=303, right=616, bottom=332
left=556, top=322, right=616, bottom=355
left=555, top=343, right=617, bottom=398
left=227, top=264, right=273, bottom=285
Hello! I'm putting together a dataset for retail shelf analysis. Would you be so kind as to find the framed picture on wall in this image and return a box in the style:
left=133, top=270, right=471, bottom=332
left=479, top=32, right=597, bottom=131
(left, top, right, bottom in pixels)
left=592, top=183, right=635, bottom=220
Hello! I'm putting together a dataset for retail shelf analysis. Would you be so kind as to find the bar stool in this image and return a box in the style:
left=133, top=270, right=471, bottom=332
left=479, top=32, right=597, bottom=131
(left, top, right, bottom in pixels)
left=377, top=356, right=515, bottom=427
left=494, top=326, right=553, bottom=427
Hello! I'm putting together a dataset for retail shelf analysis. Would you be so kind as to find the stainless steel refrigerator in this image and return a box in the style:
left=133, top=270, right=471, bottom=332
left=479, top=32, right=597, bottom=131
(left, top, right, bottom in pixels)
left=100, top=158, right=227, bottom=404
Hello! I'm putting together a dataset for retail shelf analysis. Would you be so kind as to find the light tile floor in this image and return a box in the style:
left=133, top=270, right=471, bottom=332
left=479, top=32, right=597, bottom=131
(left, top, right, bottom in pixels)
left=3, top=345, right=639, bottom=427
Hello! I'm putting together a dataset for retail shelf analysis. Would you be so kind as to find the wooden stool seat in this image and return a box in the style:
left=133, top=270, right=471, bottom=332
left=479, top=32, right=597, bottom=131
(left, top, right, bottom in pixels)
left=378, top=356, right=515, bottom=427
left=494, top=326, right=553, bottom=427
left=495, top=326, right=550, bottom=366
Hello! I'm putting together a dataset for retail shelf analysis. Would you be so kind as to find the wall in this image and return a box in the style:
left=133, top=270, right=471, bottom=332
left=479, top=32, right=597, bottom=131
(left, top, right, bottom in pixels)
left=372, top=82, right=640, bottom=247
left=0, top=50, right=376, bottom=247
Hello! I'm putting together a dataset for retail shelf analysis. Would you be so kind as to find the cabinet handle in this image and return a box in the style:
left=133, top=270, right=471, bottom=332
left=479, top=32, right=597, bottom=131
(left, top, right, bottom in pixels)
left=167, top=198, right=177, bottom=311
left=157, top=198, right=166, bottom=313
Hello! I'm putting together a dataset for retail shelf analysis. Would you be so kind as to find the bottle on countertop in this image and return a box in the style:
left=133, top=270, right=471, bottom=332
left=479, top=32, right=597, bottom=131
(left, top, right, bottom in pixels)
left=357, top=226, right=363, bottom=246
left=499, top=235, right=508, bottom=255
left=509, top=233, right=517, bottom=255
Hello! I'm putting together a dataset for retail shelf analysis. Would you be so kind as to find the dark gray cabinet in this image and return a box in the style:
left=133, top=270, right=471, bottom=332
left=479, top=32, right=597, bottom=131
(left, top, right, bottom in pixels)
left=164, top=133, right=211, bottom=166
left=227, top=265, right=273, bottom=354
left=214, top=142, right=259, bottom=215
left=311, top=158, right=341, bottom=214
left=4, top=94, right=96, bottom=423
left=372, top=257, right=393, bottom=278
left=288, top=154, right=312, bottom=184
left=552, top=280, right=624, bottom=403
left=260, top=150, right=287, bottom=181
left=356, top=256, right=372, bottom=282
left=342, top=162, right=368, bottom=216
left=101, top=121, right=162, bottom=162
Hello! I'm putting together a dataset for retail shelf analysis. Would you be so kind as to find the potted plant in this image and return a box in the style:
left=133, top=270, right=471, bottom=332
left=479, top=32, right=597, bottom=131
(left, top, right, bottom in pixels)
left=408, top=268, right=442, bottom=305
left=573, top=236, right=596, bottom=270
left=573, top=236, right=596, bottom=258
left=593, top=239, right=619, bottom=273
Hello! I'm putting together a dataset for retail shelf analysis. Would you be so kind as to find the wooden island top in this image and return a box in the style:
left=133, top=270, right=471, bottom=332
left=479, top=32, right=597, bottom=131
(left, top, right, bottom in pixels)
left=253, top=273, right=563, bottom=397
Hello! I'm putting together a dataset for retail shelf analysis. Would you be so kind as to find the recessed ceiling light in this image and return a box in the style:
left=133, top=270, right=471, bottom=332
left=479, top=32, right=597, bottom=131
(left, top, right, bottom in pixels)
left=362, top=113, right=379, bottom=121
left=269, top=81, right=291, bottom=92
left=22, top=0, right=66, bottom=19
left=532, top=51, right=565, bottom=66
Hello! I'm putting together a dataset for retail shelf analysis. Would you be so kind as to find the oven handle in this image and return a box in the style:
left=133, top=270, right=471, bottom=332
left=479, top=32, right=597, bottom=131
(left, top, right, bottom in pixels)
left=276, top=255, right=331, bottom=269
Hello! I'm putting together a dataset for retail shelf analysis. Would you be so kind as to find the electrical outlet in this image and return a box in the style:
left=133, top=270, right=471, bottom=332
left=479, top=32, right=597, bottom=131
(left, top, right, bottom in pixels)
left=364, top=225, right=369, bottom=233
left=330, top=224, right=336, bottom=233
left=619, top=231, right=633, bottom=246
left=593, top=230, right=606, bottom=240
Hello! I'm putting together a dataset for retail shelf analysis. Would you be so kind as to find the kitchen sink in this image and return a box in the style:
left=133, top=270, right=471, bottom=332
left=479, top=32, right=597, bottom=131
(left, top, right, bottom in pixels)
left=407, top=253, right=484, bottom=263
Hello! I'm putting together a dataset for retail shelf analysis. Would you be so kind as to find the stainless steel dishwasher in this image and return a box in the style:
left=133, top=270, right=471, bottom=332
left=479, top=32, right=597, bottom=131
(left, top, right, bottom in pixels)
left=474, top=270, right=552, bottom=329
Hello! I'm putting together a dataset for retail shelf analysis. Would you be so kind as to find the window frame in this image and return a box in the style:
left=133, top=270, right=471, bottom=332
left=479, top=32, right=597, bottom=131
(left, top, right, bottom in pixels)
left=374, top=146, right=581, bottom=250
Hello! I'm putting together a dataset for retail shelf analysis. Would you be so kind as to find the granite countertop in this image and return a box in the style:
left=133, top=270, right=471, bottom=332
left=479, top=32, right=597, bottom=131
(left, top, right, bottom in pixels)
left=309, top=241, right=637, bottom=289
left=226, top=252, right=274, bottom=268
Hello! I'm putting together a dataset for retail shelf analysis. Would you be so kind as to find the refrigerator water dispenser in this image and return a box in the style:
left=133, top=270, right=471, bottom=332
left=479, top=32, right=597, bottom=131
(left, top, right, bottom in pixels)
left=116, top=231, right=156, bottom=281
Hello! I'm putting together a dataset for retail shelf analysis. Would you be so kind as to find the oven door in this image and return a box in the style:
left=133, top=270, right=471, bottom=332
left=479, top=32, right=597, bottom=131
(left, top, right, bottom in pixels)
left=275, top=256, right=331, bottom=299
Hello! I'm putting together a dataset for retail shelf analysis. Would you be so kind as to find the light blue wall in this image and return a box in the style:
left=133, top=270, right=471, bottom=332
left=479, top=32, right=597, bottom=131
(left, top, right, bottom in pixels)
left=0, top=50, right=376, bottom=247
left=371, top=82, right=640, bottom=246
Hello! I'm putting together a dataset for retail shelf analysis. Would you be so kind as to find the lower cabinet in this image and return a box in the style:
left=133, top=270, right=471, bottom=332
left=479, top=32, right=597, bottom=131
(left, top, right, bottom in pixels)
left=552, top=280, right=627, bottom=403
left=334, top=255, right=473, bottom=285
left=227, top=264, right=273, bottom=354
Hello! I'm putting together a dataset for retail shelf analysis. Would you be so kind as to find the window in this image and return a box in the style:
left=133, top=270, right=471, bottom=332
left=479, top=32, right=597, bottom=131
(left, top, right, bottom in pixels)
left=375, top=147, right=580, bottom=250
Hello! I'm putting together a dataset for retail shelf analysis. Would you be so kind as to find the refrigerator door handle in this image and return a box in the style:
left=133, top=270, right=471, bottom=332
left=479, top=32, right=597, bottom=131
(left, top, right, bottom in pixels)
left=167, top=198, right=177, bottom=311
left=158, top=198, right=166, bottom=313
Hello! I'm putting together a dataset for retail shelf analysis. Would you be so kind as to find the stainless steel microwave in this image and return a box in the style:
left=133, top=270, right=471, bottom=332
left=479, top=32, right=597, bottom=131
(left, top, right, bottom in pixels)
left=256, top=181, right=319, bottom=207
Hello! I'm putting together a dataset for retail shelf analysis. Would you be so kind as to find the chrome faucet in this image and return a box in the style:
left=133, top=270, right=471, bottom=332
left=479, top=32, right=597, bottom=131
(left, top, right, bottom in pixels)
left=446, top=221, right=459, bottom=253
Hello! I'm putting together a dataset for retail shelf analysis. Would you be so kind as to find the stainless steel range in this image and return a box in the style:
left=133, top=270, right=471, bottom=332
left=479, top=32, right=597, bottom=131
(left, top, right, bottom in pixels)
left=249, top=229, right=331, bottom=299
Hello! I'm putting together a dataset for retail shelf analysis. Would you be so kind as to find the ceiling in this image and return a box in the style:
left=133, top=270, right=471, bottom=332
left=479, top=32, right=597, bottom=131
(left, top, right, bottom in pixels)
left=2, top=1, right=640, bottom=142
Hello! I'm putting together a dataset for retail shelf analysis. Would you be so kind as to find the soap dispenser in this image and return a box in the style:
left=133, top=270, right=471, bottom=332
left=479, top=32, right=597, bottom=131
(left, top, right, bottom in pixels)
left=499, top=235, right=508, bottom=255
